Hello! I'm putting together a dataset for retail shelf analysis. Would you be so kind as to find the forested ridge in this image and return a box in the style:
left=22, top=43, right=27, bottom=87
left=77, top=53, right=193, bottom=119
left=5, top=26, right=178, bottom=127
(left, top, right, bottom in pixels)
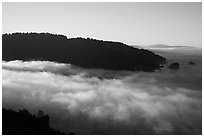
left=3, top=32, right=166, bottom=71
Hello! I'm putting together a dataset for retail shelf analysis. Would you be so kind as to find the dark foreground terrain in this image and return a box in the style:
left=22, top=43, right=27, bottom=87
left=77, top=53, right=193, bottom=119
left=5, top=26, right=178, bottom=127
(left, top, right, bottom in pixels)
left=3, top=33, right=166, bottom=71
left=2, top=108, right=67, bottom=135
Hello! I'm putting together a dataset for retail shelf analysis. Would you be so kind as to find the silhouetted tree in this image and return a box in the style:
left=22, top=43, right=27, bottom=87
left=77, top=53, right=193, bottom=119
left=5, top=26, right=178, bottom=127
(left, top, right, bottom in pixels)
left=2, top=108, right=66, bottom=135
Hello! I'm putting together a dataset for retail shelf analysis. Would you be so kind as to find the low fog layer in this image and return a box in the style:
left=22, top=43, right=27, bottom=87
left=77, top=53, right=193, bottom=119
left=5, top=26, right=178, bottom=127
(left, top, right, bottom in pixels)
left=2, top=60, right=202, bottom=134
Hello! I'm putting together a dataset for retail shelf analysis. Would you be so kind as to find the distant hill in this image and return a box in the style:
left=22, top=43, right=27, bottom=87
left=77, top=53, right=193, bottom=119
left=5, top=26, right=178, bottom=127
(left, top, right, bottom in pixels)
left=149, top=44, right=172, bottom=48
left=141, top=44, right=202, bottom=57
left=147, top=44, right=199, bottom=49
left=3, top=33, right=166, bottom=71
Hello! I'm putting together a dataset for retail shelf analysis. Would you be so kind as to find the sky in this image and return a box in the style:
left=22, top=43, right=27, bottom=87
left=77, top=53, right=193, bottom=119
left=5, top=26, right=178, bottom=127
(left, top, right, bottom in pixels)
left=2, top=2, right=202, bottom=47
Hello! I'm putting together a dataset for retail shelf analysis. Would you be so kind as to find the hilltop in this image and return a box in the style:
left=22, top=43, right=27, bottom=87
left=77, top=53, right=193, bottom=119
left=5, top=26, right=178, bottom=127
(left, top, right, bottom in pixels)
left=3, top=33, right=166, bottom=71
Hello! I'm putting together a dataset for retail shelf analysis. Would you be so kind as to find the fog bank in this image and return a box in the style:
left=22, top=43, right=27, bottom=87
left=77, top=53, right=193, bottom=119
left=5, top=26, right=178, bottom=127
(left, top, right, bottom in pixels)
left=2, top=60, right=202, bottom=134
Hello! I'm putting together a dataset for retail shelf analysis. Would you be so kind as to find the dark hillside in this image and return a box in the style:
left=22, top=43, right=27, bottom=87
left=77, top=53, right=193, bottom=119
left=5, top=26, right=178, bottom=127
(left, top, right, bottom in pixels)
left=2, top=108, right=65, bottom=135
left=3, top=33, right=166, bottom=71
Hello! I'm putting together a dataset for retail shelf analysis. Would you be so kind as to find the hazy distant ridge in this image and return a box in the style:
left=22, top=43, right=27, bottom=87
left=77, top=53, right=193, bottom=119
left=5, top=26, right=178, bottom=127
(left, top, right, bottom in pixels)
left=148, top=44, right=199, bottom=49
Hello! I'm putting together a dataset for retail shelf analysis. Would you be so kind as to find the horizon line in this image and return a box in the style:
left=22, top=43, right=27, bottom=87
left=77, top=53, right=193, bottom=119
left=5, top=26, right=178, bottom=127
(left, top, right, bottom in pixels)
left=2, top=31, right=201, bottom=48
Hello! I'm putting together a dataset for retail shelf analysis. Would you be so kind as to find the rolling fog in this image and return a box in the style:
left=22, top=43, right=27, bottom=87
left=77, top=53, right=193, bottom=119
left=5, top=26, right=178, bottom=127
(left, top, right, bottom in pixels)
left=2, top=51, right=202, bottom=134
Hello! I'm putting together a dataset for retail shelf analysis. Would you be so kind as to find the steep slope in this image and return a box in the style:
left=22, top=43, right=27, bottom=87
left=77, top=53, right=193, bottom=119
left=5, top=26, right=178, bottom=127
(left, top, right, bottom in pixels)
left=3, top=33, right=166, bottom=71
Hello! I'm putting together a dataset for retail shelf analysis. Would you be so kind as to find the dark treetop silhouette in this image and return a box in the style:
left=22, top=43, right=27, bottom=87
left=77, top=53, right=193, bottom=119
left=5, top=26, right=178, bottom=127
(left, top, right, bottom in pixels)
left=2, top=108, right=67, bottom=135
left=3, top=33, right=166, bottom=71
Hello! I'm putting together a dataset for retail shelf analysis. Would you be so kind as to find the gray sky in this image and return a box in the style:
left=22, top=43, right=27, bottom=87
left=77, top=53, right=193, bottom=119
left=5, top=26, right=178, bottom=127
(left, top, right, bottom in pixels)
left=2, top=2, right=202, bottom=47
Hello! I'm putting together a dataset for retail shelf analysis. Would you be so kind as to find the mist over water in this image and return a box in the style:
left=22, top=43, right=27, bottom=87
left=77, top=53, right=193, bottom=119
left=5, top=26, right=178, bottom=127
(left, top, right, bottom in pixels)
left=2, top=51, right=202, bottom=134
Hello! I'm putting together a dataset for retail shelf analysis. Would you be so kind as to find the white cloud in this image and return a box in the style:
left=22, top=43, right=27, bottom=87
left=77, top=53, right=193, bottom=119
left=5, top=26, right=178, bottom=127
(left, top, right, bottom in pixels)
left=2, top=61, right=202, bottom=134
